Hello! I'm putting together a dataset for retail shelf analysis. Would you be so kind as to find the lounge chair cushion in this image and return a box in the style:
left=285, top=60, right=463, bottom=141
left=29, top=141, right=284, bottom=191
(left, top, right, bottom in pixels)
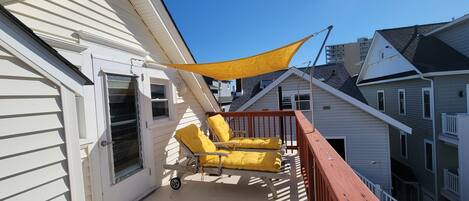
left=176, top=124, right=217, bottom=154
left=230, top=137, right=282, bottom=150
left=207, top=114, right=232, bottom=142
left=203, top=150, right=282, bottom=173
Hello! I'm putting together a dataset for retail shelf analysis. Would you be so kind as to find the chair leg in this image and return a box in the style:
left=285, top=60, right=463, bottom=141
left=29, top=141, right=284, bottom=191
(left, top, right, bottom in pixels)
left=262, top=177, right=277, bottom=199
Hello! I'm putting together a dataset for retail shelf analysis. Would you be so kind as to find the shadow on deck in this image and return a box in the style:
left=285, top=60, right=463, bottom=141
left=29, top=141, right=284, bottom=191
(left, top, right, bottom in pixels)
left=143, top=153, right=307, bottom=201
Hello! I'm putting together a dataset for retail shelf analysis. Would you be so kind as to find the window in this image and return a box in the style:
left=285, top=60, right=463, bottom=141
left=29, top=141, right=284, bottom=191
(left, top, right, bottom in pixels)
left=377, top=90, right=385, bottom=112
left=281, top=96, right=292, bottom=109
left=151, top=84, right=169, bottom=120
left=294, top=94, right=311, bottom=110
left=424, top=140, right=434, bottom=172
left=398, top=89, right=406, bottom=115
left=106, top=74, right=143, bottom=180
left=422, top=88, right=432, bottom=119
left=280, top=90, right=311, bottom=111
left=400, top=131, right=407, bottom=159
left=260, top=80, right=273, bottom=89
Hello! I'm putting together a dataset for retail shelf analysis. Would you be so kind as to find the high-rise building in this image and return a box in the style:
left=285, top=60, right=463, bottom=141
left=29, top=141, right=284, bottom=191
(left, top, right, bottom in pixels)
left=326, top=37, right=371, bottom=75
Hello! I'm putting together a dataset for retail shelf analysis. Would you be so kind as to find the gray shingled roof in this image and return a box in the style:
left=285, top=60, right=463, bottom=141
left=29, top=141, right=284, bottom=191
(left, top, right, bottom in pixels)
left=378, top=22, right=469, bottom=73
left=230, top=63, right=367, bottom=111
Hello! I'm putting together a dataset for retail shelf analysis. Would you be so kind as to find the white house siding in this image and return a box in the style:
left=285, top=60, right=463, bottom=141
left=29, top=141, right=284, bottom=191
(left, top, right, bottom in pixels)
left=435, top=20, right=469, bottom=57
left=360, top=33, right=415, bottom=81
left=151, top=74, right=207, bottom=186
left=2, top=0, right=211, bottom=198
left=0, top=47, right=70, bottom=200
left=4, top=0, right=170, bottom=63
left=80, top=144, right=92, bottom=201
left=245, top=75, right=392, bottom=190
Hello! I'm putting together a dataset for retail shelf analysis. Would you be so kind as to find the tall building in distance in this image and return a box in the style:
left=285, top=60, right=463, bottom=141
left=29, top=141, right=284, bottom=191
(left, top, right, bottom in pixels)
left=326, top=37, right=372, bottom=75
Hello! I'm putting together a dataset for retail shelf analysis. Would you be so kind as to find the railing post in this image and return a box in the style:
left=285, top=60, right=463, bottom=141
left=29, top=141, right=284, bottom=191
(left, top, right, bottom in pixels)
left=279, top=115, right=285, bottom=143
left=247, top=113, right=253, bottom=137
left=442, top=113, right=447, bottom=133
left=444, top=169, right=448, bottom=191
left=374, top=184, right=382, bottom=200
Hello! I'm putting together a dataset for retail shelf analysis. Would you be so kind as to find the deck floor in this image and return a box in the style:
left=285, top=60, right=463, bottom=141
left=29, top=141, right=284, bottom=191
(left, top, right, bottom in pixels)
left=143, top=153, right=307, bottom=201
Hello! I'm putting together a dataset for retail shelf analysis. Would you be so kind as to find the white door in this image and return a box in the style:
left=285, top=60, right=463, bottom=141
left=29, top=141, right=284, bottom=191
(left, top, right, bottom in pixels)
left=94, top=58, right=156, bottom=201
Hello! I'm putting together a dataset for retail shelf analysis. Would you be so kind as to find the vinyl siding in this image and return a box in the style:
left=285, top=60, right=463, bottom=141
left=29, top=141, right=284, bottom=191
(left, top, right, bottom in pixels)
left=80, top=144, right=92, bottom=201
left=433, top=74, right=469, bottom=195
left=435, top=20, right=469, bottom=57
left=246, top=75, right=392, bottom=190
left=0, top=47, right=70, bottom=200
left=2, top=1, right=211, bottom=199
left=151, top=76, right=207, bottom=186
left=359, top=78, right=436, bottom=193
left=4, top=0, right=170, bottom=63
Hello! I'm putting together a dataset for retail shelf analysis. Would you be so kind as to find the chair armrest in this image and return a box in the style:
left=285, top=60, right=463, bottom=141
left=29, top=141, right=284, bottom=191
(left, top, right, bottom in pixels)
left=213, top=142, right=241, bottom=146
left=194, top=152, right=229, bottom=157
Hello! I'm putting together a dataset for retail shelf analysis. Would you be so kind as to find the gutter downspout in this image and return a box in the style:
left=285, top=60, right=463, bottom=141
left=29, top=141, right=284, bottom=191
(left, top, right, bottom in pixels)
left=418, top=72, right=438, bottom=201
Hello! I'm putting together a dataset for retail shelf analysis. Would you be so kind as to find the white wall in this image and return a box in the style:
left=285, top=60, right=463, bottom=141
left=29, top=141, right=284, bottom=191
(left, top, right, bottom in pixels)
left=2, top=1, right=212, bottom=200
left=0, top=47, right=71, bottom=200
left=361, top=33, right=415, bottom=80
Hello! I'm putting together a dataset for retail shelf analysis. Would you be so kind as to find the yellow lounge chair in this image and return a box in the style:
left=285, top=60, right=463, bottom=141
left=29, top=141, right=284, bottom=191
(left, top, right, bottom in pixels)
left=207, top=114, right=284, bottom=150
left=163, top=124, right=290, bottom=198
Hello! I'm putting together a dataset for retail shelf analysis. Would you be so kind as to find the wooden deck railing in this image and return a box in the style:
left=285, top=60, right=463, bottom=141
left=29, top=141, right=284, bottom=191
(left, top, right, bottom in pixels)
left=208, top=110, right=298, bottom=150
left=209, top=110, right=378, bottom=201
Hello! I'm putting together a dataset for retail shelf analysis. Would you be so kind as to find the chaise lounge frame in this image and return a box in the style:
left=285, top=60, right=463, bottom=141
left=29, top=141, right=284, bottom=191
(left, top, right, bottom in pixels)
left=163, top=138, right=291, bottom=198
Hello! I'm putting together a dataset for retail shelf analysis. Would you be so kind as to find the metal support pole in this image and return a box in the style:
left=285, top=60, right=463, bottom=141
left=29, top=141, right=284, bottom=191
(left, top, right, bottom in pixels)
left=218, top=80, right=222, bottom=110
left=309, top=25, right=333, bottom=128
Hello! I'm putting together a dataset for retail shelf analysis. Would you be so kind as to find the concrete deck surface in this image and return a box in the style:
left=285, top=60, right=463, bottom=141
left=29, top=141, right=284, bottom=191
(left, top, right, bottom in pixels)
left=143, top=153, right=307, bottom=201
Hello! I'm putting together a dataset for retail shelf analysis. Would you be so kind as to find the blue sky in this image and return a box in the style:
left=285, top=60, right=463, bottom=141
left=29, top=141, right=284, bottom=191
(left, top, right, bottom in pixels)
left=164, top=0, right=469, bottom=67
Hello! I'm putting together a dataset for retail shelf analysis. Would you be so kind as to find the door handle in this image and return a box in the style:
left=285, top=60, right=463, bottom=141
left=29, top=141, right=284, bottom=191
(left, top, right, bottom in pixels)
left=100, top=140, right=113, bottom=147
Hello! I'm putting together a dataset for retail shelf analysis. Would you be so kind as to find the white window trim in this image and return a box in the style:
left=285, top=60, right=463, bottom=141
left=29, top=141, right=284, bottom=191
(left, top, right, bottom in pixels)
left=282, top=90, right=312, bottom=111
left=400, top=131, right=408, bottom=159
left=424, top=139, right=434, bottom=173
left=398, top=89, right=406, bottom=115
left=150, top=79, right=175, bottom=124
left=422, top=88, right=433, bottom=120
left=377, top=90, right=385, bottom=112
left=325, top=136, right=348, bottom=162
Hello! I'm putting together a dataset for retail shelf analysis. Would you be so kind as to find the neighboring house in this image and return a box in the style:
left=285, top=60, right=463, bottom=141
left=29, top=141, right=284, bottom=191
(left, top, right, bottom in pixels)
left=357, top=17, right=469, bottom=201
left=232, top=63, right=412, bottom=192
left=0, top=1, right=219, bottom=201
left=231, top=63, right=368, bottom=112
left=205, top=77, right=233, bottom=111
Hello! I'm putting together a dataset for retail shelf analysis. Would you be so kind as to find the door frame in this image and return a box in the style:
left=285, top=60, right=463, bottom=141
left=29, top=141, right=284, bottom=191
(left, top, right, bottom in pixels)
left=325, top=136, right=348, bottom=161
left=93, top=57, right=156, bottom=201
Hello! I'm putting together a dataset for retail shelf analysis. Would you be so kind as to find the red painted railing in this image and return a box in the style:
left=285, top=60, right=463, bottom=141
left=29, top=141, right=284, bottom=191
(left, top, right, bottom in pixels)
left=209, top=110, right=378, bottom=201
left=208, top=110, right=298, bottom=150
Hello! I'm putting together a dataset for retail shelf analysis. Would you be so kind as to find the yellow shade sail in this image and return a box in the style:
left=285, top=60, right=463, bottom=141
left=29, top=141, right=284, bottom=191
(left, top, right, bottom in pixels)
left=166, top=34, right=314, bottom=80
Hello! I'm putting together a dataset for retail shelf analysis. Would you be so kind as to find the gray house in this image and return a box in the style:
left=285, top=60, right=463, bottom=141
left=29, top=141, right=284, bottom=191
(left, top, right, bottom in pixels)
left=357, top=16, right=469, bottom=201
left=232, top=63, right=412, bottom=193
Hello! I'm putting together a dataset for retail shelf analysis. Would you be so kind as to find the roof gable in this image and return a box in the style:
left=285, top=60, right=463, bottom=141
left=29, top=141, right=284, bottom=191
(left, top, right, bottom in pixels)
left=237, top=68, right=412, bottom=134
left=378, top=23, right=469, bottom=73
left=357, top=33, right=417, bottom=83
left=131, top=0, right=220, bottom=112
